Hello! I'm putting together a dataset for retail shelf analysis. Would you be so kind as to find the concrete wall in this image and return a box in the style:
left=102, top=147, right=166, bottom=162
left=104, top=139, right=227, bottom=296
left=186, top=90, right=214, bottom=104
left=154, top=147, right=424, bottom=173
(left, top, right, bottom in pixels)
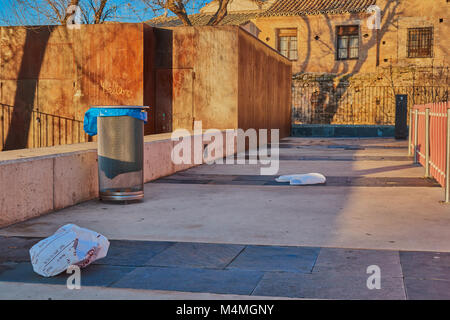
left=0, top=23, right=155, bottom=151
left=153, top=26, right=239, bottom=132
left=237, top=28, right=291, bottom=138
left=0, top=131, right=237, bottom=228
left=153, top=26, right=292, bottom=138
left=1, top=24, right=292, bottom=150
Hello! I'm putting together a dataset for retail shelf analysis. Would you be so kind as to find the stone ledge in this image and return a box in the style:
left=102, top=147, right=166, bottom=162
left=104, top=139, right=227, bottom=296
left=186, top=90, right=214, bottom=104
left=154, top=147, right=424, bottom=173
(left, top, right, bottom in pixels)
left=291, top=124, right=396, bottom=138
left=0, top=131, right=236, bottom=228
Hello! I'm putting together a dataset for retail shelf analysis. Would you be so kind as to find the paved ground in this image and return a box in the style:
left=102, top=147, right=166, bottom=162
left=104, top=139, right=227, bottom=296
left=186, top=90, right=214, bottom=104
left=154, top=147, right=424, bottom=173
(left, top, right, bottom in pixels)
left=1, top=137, right=449, bottom=299
left=1, top=236, right=449, bottom=299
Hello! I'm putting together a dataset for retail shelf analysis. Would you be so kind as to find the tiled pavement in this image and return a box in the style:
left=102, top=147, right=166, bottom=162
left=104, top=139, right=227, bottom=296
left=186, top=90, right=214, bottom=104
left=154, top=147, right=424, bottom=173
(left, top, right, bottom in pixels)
left=1, top=138, right=449, bottom=299
left=154, top=173, right=440, bottom=187
left=0, top=236, right=449, bottom=299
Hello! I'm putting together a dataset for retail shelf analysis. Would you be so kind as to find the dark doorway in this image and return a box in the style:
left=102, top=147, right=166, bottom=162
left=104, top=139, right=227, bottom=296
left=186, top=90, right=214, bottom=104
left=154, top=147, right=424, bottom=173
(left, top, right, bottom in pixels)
left=395, top=94, right=408, bottom=140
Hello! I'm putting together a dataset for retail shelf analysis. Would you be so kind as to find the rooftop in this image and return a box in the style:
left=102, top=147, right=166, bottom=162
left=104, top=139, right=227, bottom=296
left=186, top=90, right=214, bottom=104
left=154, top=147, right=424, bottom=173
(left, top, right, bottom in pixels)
left=147, top=11, right=261, bottom=28
left=262, top=0, right=377, bottom=16
left=147, top=0, right=377, bottom=27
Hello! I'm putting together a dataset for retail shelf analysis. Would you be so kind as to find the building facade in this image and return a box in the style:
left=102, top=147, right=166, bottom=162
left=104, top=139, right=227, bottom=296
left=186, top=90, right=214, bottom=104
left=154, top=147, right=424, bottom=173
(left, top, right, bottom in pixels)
left=151, top=0, right=449, bottom=75
left=149, top=0, right=449, bottom=127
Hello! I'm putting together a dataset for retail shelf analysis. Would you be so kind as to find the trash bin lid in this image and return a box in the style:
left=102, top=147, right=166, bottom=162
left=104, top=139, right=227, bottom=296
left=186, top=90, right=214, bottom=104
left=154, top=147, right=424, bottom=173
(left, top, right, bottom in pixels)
left=91, top=106, right=150, bottom=110
left=83, top=106, right=150, bottom=136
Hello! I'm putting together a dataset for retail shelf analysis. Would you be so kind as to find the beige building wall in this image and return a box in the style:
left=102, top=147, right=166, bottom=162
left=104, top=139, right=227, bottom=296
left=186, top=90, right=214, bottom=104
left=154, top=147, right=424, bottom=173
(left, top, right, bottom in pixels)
left=251, top=0, right=449, bottom=76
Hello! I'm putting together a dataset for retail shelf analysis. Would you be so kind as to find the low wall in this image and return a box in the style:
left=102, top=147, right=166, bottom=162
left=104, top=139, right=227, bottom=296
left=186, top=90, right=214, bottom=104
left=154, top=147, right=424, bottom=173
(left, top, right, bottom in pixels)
left=292, top=81, right=449, bottom=126
left=291, top=124, right=396, bottom=138
left=0, top=131, right=237, bottom=228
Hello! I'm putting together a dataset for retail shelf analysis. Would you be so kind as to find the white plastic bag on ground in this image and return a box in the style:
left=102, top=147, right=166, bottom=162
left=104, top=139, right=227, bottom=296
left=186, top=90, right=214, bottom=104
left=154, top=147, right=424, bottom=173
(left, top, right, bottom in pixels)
left=29, top=224, right=110, bottom=277
left=276, top=173, right=326, bottom=185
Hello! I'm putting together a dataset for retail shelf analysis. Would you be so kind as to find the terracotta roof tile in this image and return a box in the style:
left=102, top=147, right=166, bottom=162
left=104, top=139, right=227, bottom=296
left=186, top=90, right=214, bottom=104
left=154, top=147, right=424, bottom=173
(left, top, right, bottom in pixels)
left=262, top=0, right=377, bottom=16
left=147, top=0, right=378, bottom=27
left=147, top=12, right=260, bottom=27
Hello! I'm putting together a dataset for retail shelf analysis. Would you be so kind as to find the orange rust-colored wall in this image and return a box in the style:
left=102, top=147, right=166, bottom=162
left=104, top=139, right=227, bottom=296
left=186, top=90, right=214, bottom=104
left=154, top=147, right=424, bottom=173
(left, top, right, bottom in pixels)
left=1, top=23, right=291, bottom=151
left=0, top=23, right=155, bottom=150
left=153, top=25, right=291, bottom=138
left=153, top=26, right=239, bottom=132
left=237, top=28, right=291, bottom=139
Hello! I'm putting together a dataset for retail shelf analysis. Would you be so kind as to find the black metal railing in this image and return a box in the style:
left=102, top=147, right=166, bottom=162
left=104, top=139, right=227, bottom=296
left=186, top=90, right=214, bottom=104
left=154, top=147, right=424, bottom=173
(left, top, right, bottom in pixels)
left=292, top=85, right=449, bottom=125
left=1, top=104, right=90, bottom=151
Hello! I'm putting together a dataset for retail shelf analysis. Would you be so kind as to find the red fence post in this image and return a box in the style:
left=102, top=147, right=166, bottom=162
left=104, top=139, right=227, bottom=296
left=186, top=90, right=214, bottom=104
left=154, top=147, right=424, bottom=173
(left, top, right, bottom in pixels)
left=414, top=109, right=419, bottom=164
left=446, top=106, right=450, bottom=203
left=408, top=108, right=413, bottom=156
left=425, top=107, right=430, bottom=177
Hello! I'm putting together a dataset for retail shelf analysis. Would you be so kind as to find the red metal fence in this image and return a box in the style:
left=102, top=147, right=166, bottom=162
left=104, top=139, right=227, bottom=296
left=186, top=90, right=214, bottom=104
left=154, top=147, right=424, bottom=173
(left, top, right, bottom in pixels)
left=410, top=102, right=450, bottom=202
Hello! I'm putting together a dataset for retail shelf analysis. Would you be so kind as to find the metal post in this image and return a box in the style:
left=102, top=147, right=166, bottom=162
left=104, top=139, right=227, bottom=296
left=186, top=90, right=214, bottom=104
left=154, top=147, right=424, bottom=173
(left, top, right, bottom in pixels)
left=445, top=109, right=450, bottom=203
left=408, top=109, right=413, bottom=156
left=414, top=109, right=419, bottom=164
left=425, top=108, right=430, bottom=177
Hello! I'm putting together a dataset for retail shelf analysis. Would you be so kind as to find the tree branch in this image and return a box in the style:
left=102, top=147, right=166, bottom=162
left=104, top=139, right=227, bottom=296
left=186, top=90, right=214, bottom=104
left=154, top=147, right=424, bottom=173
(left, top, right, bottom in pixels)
left=207, top=0, right=231, bottom=26
left=165, top=0, right=192, bottom=26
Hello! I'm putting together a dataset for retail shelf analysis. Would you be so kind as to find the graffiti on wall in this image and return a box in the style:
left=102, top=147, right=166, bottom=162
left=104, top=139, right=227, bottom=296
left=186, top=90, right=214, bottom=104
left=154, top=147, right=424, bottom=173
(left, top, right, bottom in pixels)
left=100, top=80, right=133, bottom=98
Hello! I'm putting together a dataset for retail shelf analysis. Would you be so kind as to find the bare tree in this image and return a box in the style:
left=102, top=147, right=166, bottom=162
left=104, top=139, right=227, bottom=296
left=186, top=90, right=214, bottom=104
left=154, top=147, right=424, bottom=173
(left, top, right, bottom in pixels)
left=80, top=0, right=131, bottom=24
left=1, top=0, right=243, bottom=27
left=143, top=0, right=232, bottom=26
left=1, top=0, right=133, bottom=26
left=1, top=0, right=77, bottom=25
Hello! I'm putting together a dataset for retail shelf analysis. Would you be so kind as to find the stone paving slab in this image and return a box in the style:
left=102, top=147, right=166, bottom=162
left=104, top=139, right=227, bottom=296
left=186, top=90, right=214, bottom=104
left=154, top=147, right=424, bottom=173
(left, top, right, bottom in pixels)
left=279, top=147, right=408, bottom=157
left=281, top=156, right=412, bottom=161
left=1, top=184, right=449, bottom=252
left=155, top=174, right=440, bottom=188
left=1, top=138, right=449, bottom=253
left=227, top=245, right=320, bottom=273
left=0, top=238, right=449, bottom=299
left=252, top=271, right=406, bottom=300
left=111, top=266, right=264, bottom=295
left=403, top=278, right=450, bottom=300
left=0, top=262, right=136, bottom=287
left=1, top=138, right=449, bottom=299
left=400, top=251, right=450, bottom=281
left=0, top=282, right=297, bottom=300
left=146, top=242, right=245, bottom=269
left=166, top=160, right=422, bottom=177
left=93, top=240, right=173, bottom=267
left=0, top=236, right=43, bottom=263
left=0, top=263, right=16, bottom=275
left=226, top=154, right=413, bottom=161
left=277, top=144, right=407, bottom=150
left=313, top=248, right=403, bottom=277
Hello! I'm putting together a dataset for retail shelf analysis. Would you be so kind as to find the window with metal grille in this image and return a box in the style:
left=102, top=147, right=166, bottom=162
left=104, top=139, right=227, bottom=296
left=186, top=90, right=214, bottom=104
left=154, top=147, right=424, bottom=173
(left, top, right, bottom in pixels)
left=336, top=25, right=359, bottom=60
left=407, top=27, right=433, bottom=58
left=278, top=29, right=298, bottom=61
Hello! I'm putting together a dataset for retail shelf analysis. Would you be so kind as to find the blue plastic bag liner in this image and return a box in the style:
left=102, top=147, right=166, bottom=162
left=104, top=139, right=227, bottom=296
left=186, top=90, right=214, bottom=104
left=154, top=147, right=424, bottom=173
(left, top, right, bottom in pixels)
left=83, top=106, right=148, bottom=136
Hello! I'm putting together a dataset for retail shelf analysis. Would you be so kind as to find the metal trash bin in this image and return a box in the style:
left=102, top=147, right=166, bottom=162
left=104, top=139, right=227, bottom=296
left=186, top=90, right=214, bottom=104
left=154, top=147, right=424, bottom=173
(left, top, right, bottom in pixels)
left=84, top=106, right=149, bottom=201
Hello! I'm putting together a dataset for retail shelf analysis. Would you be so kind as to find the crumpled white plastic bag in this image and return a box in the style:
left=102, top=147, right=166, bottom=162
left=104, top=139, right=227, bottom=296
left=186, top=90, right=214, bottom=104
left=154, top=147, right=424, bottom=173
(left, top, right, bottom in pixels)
left=29, top=224, right=110, bottom=277
left=276, top=173, right=326, bottom=185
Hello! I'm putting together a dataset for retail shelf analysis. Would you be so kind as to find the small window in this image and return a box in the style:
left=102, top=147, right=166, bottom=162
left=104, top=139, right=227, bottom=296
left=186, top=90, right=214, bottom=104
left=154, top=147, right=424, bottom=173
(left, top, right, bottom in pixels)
left=278, top=29, right=298, bottom=61
left=336, top=25, right=359, bottom=60
left=407, top=27, right=433, bottom=58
